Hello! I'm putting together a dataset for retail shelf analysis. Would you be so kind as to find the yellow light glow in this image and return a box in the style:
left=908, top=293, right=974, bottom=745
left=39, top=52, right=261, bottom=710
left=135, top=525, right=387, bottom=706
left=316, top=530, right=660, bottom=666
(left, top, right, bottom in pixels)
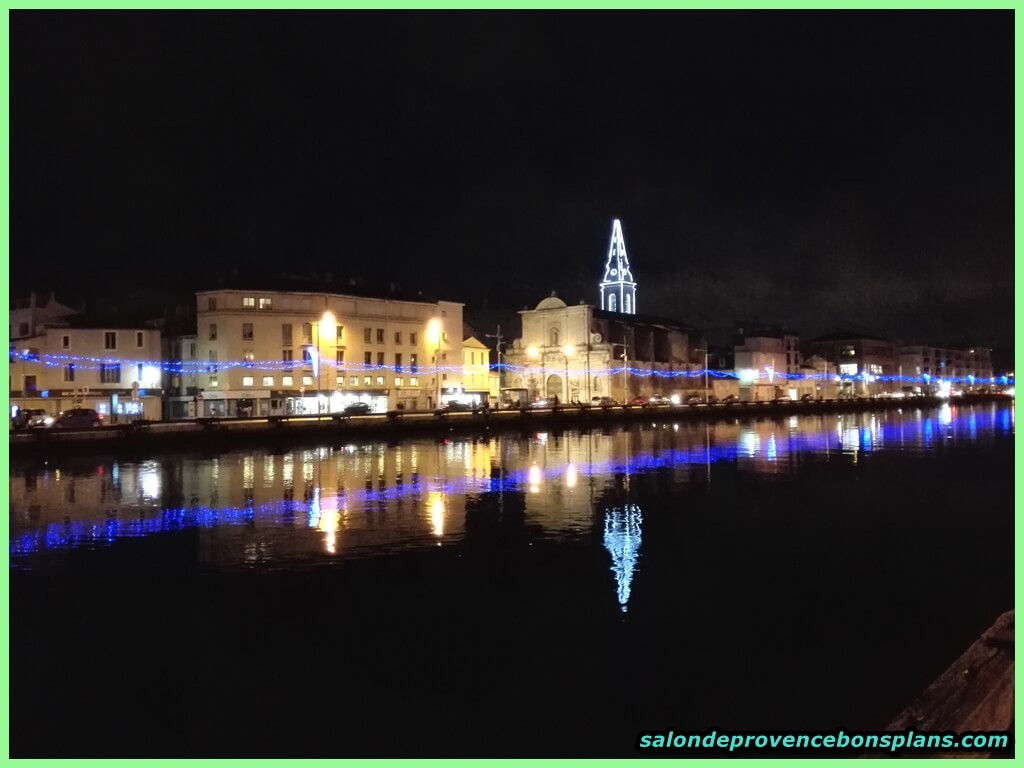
left=528, top=464, right=542, bottom=493
left=318, top=509, right=341, bottom=555
left=562, top=345, right=574, bottom=357
left=527, top=346, right=539, bottom=359
left=428, top=491, right=446, bottom=536
left=426, top=318, right=442, bottom=347
left=565, top=463, right=577, bottom=489
left=319, top=313, right=335, bottom=339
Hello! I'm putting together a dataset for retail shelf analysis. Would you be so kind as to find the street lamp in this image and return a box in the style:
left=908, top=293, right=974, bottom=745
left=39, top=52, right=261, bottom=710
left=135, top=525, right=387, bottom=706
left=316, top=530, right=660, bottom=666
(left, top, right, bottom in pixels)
left=313, top=310, right=336, bottom=413
left=427, top=318, right=442, bottom=409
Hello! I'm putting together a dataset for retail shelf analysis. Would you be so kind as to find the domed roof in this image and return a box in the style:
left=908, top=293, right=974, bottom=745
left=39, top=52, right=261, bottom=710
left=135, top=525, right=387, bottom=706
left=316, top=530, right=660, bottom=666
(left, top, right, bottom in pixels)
left=536, top=293, right=567, bottom=310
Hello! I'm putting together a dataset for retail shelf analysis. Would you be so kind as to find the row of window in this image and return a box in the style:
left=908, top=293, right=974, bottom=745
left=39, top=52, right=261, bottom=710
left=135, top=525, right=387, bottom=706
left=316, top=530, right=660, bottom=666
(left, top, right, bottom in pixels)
left=207, top=322, right=435, bottom=347
left=216, top=375, right=424, bottom=389
left=60, top=363, right=145, bottom=384
left=62, top=332, right=147, bottom=351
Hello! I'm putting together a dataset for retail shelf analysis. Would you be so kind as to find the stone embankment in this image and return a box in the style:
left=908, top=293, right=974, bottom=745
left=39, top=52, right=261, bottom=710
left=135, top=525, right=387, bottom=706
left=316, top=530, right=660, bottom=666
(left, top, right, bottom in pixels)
left=8, top=393, right=1010, bottom=458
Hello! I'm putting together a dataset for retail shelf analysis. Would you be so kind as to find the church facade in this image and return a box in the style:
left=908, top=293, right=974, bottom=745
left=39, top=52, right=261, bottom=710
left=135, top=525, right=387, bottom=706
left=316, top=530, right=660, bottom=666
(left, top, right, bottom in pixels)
left=502, top=220, right=705, bottom=405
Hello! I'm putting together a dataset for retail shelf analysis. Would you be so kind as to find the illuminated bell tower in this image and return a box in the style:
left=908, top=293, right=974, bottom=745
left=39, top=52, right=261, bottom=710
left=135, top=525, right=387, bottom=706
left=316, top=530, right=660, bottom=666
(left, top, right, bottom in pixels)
left=599, top=218, right=637, bottom=314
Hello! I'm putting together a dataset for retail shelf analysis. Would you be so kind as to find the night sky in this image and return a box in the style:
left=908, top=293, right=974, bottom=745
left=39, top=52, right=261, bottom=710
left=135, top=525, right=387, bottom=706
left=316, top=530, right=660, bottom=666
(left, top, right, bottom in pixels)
left=11, top=12, right=1014, bottom=361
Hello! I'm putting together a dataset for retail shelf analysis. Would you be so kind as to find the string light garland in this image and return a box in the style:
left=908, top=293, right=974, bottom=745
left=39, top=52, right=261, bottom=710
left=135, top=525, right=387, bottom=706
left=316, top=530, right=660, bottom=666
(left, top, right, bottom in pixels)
left=8, top=351, right=1012, bottom=387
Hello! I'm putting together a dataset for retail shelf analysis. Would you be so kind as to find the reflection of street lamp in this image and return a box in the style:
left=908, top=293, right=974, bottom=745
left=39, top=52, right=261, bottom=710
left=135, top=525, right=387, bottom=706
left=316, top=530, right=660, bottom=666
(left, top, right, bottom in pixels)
left=427, top=318, right=442, bottom=409
left=562, top=344, right=573, bottom=404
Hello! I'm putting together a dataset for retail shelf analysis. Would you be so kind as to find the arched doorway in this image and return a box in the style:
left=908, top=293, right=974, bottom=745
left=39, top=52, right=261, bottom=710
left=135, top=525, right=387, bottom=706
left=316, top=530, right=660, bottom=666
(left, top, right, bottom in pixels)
left=546, top=374, right=563, bottom=400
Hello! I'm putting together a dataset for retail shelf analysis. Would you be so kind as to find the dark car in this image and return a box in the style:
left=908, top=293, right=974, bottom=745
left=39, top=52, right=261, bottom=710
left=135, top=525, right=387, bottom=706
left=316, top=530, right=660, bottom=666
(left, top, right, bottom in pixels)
left=54, top=408, right=103, bottom=429
left=13, top=408, right=53, bottom=430
left=444, top=401, right=474, bottom=413
left=342, top=402, right=372, bottom=416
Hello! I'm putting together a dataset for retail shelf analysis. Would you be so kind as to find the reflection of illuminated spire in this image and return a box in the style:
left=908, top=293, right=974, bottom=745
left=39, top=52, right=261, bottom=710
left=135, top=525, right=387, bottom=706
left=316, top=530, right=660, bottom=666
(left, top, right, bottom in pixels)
left=603, top=504, right=643, bottom=613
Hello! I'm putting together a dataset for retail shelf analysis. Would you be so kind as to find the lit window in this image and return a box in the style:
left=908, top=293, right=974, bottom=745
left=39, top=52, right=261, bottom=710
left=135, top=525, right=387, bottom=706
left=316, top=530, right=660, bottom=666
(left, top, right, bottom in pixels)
left=282, top=376, right=294, bottom=387
left=395, top=377, right=403, bottom=387
left=242, top=376, right=254, bottom=386
left=262, top=376, right=274, bottom=386
left=302, top=376, right=313, bottom=386
left=104, top=331, right=117, bottom=350
left=258, top=297, right=272, bottom=310
left=242, top=296, right=256, bottom=308
left=210, top=377, right=219, bottom=387
left=243, top=350, right=254, bottom=362
left=410, top=377, right=418, bottom=386
left=364, top=376, right=372, bottom=386
left=376, top=376, right=385, bottom=386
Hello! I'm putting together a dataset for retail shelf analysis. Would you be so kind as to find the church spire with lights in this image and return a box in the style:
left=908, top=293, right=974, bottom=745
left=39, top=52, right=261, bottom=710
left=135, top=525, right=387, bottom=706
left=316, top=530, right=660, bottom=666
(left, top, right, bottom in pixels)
left=599, top=218, right=636, bottom=314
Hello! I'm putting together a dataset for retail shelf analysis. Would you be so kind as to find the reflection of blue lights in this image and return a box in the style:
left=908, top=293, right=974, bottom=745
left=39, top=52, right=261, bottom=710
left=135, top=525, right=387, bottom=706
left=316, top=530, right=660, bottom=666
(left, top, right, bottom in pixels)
left=10, top=406, right=1014, bottom=561
left=603, top=504, right=642, bottom=612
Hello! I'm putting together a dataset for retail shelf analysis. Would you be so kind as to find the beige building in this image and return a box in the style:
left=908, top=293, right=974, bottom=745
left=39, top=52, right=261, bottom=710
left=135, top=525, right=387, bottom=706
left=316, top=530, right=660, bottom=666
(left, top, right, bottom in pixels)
left=502, top=294, right=702, bottom=405
left=193, top=288, right=463, bottom=417
left=461, top=336, right=494, bottom=405
left=10, top=320, right=164, bottom=421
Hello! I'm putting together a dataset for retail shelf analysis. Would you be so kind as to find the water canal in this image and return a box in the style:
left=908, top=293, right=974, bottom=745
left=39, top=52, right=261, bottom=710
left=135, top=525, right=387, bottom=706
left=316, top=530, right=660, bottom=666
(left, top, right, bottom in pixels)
left=10, top=402, right=1014, bottom=756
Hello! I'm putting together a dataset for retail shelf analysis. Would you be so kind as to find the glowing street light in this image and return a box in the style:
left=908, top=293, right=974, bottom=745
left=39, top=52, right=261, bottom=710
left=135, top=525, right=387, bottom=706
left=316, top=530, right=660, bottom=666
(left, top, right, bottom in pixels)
left=427, top=318, right=442, bottom=409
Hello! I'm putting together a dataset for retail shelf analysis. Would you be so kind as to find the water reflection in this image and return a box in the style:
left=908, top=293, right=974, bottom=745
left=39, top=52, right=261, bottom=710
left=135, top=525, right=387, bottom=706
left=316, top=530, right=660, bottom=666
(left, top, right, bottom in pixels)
left=603, top=504, right=643, bottom=613
left=9, top=404, right=1013, bottom=570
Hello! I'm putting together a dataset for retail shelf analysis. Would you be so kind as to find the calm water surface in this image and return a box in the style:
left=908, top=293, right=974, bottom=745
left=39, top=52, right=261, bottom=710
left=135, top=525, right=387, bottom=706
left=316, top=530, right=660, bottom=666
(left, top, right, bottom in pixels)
left=10, top=403, right=1014, bottom=757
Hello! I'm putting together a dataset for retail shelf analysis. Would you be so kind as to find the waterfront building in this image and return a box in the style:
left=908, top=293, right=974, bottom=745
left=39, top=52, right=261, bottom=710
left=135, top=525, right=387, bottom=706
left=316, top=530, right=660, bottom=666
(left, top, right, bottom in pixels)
left=733, top=324, right=803, bottom=401
left=899, top=345, right=994, bottom=393
left=461, top=336, right=493, bottom=406
left=805, top=333, right=900, bottom=397
left=504, top=223, right=704, bottom=403
left=9, top=309, right=163, bottom=420
left=193, top=285, right=464, bottom=417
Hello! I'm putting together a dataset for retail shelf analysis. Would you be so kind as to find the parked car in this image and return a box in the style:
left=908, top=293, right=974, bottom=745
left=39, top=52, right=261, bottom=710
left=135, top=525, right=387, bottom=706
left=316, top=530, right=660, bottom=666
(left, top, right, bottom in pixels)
left=53, top=408, right=103, bottom=429
left=444, top=401, right=473, bottom=413
left=342, top=402, right=372, bottom=416
left=530, top=398, right=551, bottom=409
left=13, top=408, right=54, bottom=429
left=591, top=396, right=618, bottom=407
left=721, top=394, right=738, bottom=404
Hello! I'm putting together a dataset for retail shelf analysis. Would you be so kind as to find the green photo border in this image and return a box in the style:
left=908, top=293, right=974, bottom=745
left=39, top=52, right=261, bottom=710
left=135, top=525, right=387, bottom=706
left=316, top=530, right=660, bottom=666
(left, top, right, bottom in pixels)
left=0, top=2, right=1017, bottom=765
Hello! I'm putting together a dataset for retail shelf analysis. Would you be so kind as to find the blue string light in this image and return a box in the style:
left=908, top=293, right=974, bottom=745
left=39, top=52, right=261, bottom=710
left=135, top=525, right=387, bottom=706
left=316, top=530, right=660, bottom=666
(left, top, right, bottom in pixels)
left=8, top=351, right=1012, bottom=387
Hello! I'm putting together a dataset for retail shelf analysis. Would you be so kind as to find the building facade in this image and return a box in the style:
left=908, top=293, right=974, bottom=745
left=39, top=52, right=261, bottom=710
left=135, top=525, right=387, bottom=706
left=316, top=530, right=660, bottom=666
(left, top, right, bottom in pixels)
left=193, top=288, right=463, bottom=417
left=805, top=333, right=900, bottom=397
left=899, top=345, right=994, bottom=393
left=503, top=295, right=702, bottom=405
left=10, top=321, right=164, bottom=421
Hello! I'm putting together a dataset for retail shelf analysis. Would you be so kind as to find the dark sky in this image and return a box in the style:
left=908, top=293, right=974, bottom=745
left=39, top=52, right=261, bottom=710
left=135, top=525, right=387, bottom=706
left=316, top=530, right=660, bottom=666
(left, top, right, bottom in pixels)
left=11, top=12, right=1014, bottom=360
